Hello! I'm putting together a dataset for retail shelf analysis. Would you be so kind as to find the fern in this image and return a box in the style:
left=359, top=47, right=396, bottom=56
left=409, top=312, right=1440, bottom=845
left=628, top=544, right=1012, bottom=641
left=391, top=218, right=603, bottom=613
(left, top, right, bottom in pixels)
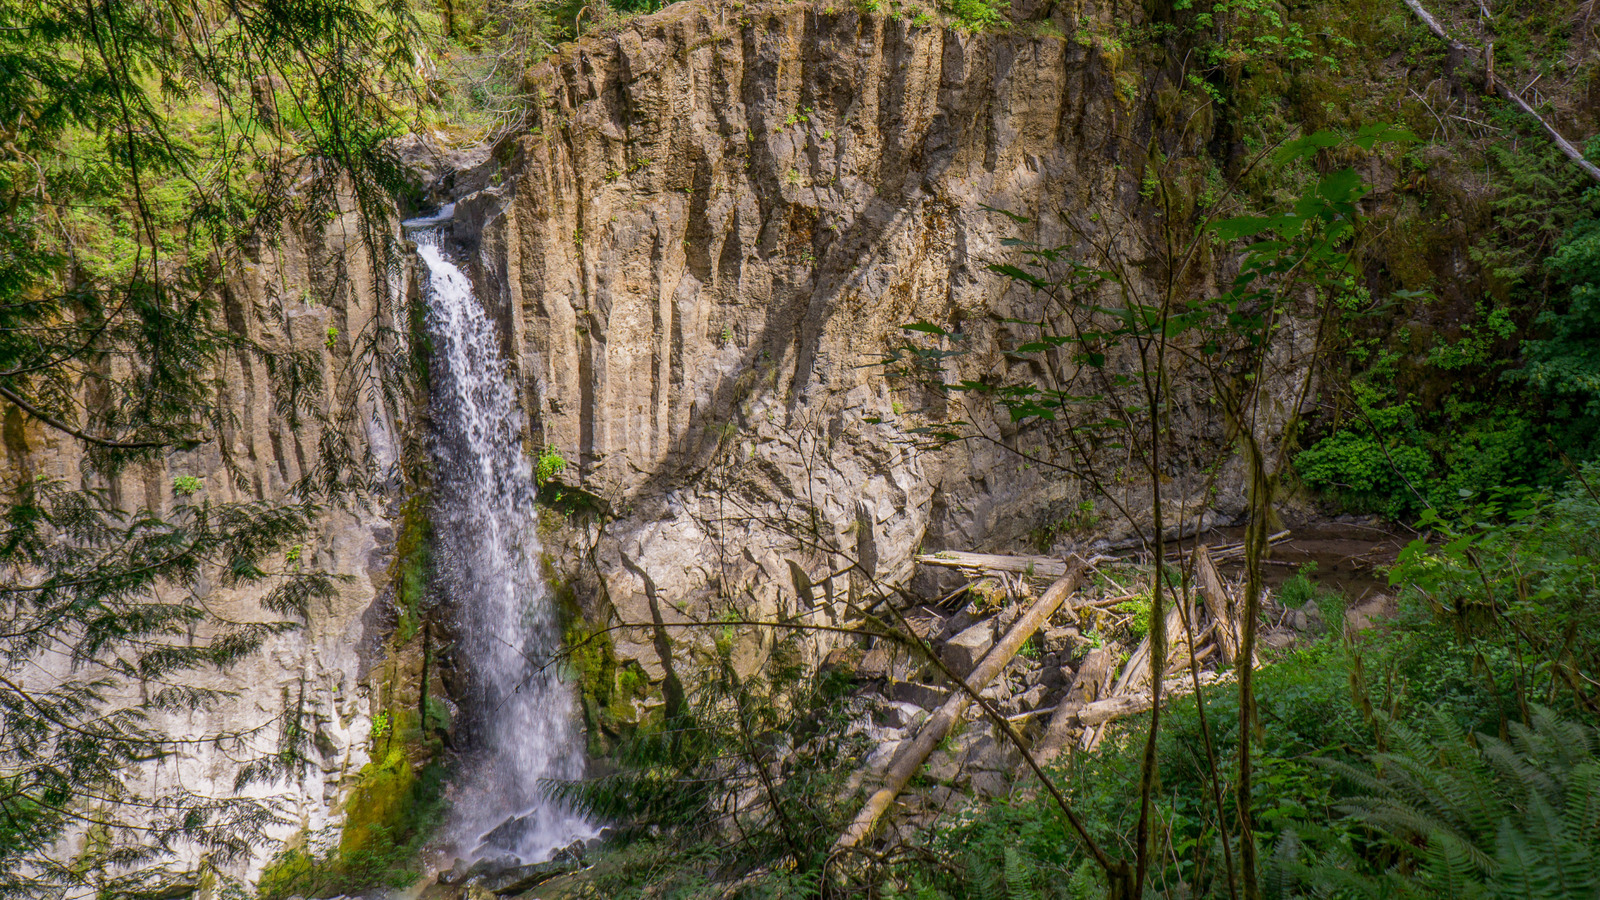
left=1284, top=706, right=1600, bottom=900
left=1001, top=848, right=1045, bottom=900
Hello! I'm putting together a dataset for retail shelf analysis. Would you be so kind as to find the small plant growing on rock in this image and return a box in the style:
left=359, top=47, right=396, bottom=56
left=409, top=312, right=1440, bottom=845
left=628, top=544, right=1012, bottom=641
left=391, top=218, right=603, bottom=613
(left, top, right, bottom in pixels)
left=172, top=475, right=203, bottom=496
left=536, top=445, right=567, bottom=487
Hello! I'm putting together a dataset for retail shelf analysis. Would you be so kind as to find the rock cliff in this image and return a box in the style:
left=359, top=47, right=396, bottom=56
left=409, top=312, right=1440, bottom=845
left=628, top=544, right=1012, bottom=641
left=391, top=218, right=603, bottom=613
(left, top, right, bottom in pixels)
left=2, top=206, right=411, bottom=881
left=445, top=0, right=1275, bottom=694
left=7, top=0, right=1307, bottom=880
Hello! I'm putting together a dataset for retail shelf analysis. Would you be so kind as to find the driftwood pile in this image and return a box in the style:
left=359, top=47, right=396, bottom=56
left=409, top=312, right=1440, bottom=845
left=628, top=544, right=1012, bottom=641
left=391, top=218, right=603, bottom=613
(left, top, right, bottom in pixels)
left=837, top=541, right=1270, bottom=851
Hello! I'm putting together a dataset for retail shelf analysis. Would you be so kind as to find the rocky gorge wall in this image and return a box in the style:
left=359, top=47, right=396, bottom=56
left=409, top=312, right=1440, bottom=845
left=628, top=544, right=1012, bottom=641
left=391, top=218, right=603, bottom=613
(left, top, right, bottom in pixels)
left=2, top=203, right=415, bottom=883
left=5, top=0, right=1314, bottom=883
left=443, top=0, right=1294, bottom=709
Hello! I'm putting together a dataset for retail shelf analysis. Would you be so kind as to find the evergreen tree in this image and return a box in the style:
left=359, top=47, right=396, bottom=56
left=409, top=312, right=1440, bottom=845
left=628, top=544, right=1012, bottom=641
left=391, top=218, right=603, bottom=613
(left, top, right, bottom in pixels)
left=0, top=0, right=422, bottom=894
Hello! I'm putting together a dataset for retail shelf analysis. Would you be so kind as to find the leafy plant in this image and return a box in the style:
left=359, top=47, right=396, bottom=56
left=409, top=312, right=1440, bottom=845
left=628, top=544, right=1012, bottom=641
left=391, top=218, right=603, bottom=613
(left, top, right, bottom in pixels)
left=1279, top=706, right=1600, bottom=900
left=555, top=634, right=871, bottom=897
left=536, top=445, right=568, bottom=486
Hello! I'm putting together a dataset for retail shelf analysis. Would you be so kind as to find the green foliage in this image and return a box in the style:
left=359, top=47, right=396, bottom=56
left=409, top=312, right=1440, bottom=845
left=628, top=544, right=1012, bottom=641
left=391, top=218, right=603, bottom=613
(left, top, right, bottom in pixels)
left=257, top=758, right=450, bottom=899
left=555, top=632, right=871, bottom=898
left=1390, top=465, right=1600, bottom=713
left=1117, top=595, right=1152, bottom=641
left=1277, top=563, right=1319, bottom=609
left=940, top=0, right=1004, bottom=31
left=1296, top=388, right=1549, bottom=521
left=1519, top=215, right=1600, bottom=459
left=1295, top=398, right=1433, bottom=519
left=172, top=475, right=204, bottom=496
left=536, top=444, right=568, bottom=487
left=1278, top=707, right=1600, bottom=900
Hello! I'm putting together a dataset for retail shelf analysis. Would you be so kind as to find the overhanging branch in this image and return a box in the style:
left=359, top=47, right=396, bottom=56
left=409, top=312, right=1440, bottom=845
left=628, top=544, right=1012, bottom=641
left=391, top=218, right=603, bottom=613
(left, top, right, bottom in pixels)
left=1403, top=0, right=1600, bottom=184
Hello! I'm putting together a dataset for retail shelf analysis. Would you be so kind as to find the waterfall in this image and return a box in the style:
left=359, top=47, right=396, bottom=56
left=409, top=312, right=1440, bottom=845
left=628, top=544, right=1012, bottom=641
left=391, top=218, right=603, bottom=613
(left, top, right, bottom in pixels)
left=410, top=223, right=596, bottom=864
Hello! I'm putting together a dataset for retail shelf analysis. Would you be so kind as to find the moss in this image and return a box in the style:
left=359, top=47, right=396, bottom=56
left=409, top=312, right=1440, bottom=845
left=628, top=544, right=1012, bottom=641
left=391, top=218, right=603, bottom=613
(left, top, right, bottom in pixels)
left=338, top=746, right=415, bottom=860
left=391, top=495, right=432, bottom=645
left=544, top=555, right=659, bottom=753
left=257, top=848, right=317, bottom=900
left=257, top=755, right=448, bottom=900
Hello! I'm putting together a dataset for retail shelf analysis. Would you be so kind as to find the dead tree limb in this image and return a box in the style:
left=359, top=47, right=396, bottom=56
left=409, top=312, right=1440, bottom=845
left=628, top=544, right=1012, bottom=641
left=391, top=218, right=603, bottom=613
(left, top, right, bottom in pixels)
left=1403, top=0, right=1600, bottom=183
left=834, top=565, right=1086, bottom=851
left=1196, top=547, right=1241, bottom=666
left=1035, top=647, right=1115, bottom=765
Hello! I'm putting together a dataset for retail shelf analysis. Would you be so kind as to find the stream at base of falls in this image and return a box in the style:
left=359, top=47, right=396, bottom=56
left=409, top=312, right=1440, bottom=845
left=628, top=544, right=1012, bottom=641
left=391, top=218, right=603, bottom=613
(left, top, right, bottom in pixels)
left=411, top=222, right=597, bottom=865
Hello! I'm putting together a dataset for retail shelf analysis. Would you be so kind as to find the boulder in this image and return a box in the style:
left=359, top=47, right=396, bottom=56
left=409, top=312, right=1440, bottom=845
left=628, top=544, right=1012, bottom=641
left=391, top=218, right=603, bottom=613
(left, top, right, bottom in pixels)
left=943, top=621, right=995, bottom=676
left=970, top=771, right=1010, bottom=798
left=888, top=681, right=949, bottom=710
left=875, top=700, right=929, bottom=730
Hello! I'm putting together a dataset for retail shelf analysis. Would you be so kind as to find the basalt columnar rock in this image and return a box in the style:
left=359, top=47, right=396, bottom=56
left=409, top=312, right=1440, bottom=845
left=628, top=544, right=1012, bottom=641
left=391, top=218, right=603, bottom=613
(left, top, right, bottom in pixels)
left=10, top=0, right=1312, bottom=884
left=3, top=206, right=415, bottom=882
left=444, top=0, right=1282, bottom=689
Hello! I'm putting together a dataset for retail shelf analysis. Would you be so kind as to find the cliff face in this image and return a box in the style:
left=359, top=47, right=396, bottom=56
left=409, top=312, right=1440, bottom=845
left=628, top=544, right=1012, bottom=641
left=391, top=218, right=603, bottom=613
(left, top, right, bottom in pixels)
left=4, top=207, right=408, bottom=879
left=6, top=1, right=1292, bottom=878
left=450, top=0, right=1267, bottom=689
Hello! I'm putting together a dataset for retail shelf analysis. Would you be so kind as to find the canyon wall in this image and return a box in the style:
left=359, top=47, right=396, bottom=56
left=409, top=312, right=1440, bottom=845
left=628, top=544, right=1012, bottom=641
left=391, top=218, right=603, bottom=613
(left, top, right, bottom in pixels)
left=449, top=0, right=1290, bottom=696
left=5, top=0, right=1310, bottom=879
left=2, top=205, right=410, bottom=881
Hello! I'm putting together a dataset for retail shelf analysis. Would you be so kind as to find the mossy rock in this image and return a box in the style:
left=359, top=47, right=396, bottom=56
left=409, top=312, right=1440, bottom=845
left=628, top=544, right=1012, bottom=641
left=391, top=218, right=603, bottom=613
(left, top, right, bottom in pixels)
left=339, top=746, right=416, bottom=859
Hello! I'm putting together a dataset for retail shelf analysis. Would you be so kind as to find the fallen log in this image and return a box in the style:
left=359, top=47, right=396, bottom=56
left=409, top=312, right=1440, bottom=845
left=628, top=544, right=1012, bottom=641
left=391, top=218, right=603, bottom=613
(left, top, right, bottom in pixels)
left=1188, top=530, right=1292, bottom=562
left=1034, top=647, right=1115, bottom=765
left=916, top=531, right=1289, bottom=578
left=834, top=562, right=1087, bottom=852
left=1195, top=546, right=1240, bottom=666
left=914, top=550, right=1072, bottom=577
left=1076, top=670, right=1233, bottom=726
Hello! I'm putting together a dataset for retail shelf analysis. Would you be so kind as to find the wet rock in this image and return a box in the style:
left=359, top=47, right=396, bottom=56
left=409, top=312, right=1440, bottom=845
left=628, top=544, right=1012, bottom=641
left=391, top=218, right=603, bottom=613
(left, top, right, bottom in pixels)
left=486, top=844, right=589, bottom=895
left=943, top=621, right=995, bottom=676
left=438, top=859, right=473, bottom=886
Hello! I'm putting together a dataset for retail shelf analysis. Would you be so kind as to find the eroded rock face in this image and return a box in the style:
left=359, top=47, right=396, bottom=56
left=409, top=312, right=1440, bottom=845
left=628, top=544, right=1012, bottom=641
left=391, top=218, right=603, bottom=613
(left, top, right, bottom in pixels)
left=4, top=210, right=408, bottom=881
left=449, top=0, right=1293, bottom=685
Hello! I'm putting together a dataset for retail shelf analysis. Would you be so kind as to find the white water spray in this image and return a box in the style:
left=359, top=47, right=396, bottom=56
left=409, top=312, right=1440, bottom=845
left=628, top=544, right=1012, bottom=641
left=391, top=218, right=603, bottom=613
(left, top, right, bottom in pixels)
left=411, top=225, right=595, bottom=864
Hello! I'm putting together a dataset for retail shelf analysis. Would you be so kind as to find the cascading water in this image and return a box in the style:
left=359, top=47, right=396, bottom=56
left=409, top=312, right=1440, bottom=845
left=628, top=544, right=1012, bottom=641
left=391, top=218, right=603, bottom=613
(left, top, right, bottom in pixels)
left=409, top=220, right=596, bottom=864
